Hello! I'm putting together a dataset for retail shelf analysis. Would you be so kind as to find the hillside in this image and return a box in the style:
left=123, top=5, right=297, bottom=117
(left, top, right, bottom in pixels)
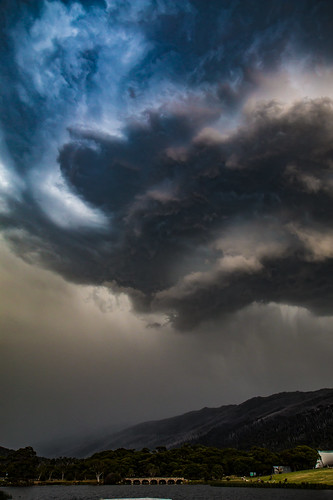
left=0, top=446, right=13, bottom=458
left=73, top=388, right=333, bottom=456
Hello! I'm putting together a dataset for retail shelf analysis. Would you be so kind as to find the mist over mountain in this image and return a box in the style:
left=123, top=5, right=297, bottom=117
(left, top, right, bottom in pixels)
left=39, top=388, right=333, bottom=457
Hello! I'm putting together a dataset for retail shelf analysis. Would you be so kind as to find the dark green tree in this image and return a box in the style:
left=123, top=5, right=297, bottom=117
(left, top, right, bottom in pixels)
left=6, top=447, right=38, bottom=481
left=279, top=446, right=319, bottom=471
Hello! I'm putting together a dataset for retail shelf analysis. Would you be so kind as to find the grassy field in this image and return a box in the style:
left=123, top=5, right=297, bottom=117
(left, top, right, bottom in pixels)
left=260, top=468, right=333, bottom=485
left=210, top=468, right=333, bottom=489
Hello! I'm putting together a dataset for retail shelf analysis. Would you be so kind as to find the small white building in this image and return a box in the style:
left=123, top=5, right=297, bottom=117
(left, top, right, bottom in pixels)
left=315, top=451, right=333, bottom=468
left=273, top=465, right=291, bottom=474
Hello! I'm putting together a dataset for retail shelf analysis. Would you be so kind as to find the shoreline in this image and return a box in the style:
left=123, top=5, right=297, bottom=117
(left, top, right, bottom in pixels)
left=2, top=480, right=333, bottom=490
left=210, top=480, right=333, bottom=490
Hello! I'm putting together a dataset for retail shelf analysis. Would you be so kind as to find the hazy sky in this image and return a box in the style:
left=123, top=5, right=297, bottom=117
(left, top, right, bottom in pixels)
left=1, top=0, right=333, bottom=454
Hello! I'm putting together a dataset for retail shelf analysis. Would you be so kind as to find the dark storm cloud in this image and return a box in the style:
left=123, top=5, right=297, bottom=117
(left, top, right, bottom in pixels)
left=56, top=98, right=333, bottom=328
left=1, top=0, right=333, bottom=329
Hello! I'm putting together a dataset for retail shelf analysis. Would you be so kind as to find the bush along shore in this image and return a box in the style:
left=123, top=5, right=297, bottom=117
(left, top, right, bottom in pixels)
left=0, top=491, right=12, bottom=500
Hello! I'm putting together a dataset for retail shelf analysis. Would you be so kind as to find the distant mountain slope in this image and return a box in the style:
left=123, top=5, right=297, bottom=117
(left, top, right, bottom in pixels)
left=82, top=388, right=333, bottom=455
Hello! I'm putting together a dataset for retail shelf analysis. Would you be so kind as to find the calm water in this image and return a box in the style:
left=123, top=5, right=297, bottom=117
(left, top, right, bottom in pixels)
left=1, top=485, right=333, bottom=500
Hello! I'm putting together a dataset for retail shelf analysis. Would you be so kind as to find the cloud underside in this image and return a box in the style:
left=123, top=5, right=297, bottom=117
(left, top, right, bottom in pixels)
left=1, top=1, right=333, bottom=329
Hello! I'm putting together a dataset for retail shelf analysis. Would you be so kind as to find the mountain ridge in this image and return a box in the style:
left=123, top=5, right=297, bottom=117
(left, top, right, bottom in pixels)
left=39, top=388, right=333, bottom=457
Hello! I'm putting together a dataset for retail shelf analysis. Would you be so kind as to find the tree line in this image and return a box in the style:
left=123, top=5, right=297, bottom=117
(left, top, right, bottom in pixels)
left=0, top=444, right=319, bottom=484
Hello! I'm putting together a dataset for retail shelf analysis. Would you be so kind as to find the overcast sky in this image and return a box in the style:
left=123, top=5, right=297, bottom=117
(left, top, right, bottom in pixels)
left=1, top=0, right=333, bottom=454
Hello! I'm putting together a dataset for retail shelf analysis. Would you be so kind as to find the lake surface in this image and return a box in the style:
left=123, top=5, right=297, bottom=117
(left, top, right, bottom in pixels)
left=1, top=484, right=333, bottom=500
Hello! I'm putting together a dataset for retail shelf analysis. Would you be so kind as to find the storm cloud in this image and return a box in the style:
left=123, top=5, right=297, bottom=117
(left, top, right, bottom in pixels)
left=1, top=0, right=333, bottom=454
left=1, top=0, right=333, bottom=331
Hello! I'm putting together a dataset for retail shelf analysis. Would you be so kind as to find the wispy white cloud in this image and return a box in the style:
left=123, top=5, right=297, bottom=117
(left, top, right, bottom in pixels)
left=32, top=167, right=109, bottom=229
